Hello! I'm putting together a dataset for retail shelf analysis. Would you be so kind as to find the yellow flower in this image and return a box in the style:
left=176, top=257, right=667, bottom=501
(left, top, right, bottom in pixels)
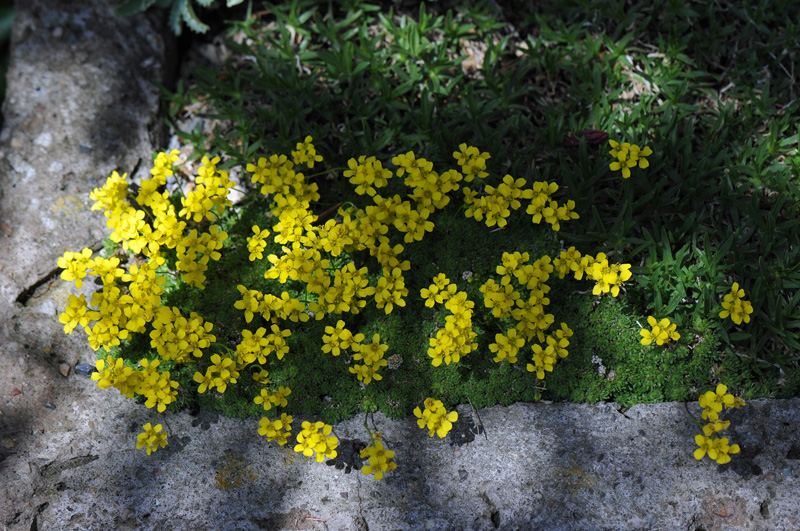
left=413, top=398, right=458, bottom=438
left=489, top=329, right=525, bottom=364
left=136, top=423, right=168, bottom=455
left=291, top=135, right=324, bottom=168
left=694, top=434, right=740, bottom=464
left=640, top=316, right=680, bottom=346
left=360, top=440, right=397, bottom=480
left=258, top=413, right=293, bottom=445
left=193, top=368, right=216, bottom=394
left=247, top=225, right=271, bottom=261
left=719, top=282, right=753, bottom=325
left=321, top=320, right=355, bottom=356
left=374, top=267, right=408, bottom=314
left=294, top=421, right=338, bottom=462
left=420, top=273, right=455, bottom=307
left=609, top=139, right=652, bottom=178
left=59, top=294, right=94, bottom=334
left=452, top=144, right=490, bottom=182
left=57, top=248, right=94, bottom=288
left=698, top=383, right=737, bottom=422
left=526, top=343, right=555, bottom=379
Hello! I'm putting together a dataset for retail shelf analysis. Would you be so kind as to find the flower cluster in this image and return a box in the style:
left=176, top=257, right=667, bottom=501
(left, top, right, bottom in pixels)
left=453, top=143, right=490, bottom=182
left=59, top=293, right=93, bottom=335
left=374, top=265, right=409, bottom=313
left=360, top=438, right=397, bottom=480
left=474, top=251, right=575, bottom=379
left=639, top=316, right=680, bottom=346
left=453, top=144, right=580, bottom=231
left=321, top=320, right=362, bottom=356
left=698, top=384, right=746, bottom=422
left=719, top=282, right=754, bottom=325
left=420, top=273, right=457, bottom=307
left=193, top=353, right=239, bottom=394
left=59, top=150, right=230, bottom=344
left=427, top=289, right=478, bottom=367
left=151, top=306, right=215, bottom=362
left=247, top=152, right=320, bottom=205
left=235, top=324, right=292, bottom=364
left=553, top=247, right=632, bottom=297
left=57, top=252, right=170, bottom=352
left=693, top=384, right=745, bottom=464
left=608, top=139, right=653, bottom=178
left=527, top=323, right=573, bottom=380
left=481, top=251, right=555, bottom=343
left=234, top=284, right=310, bottom=325
left=524, top=181, right=580, bottom=232
left=294, top=421, right=339, bottom=462
left=291, top=135, right=324, bottom=168
left=463, top=177, right=579, bottom=231
left=345, top=155, right=392, bottom=196
left=253, top=385, right=291, bottom=411
left=58, top=150, right=246, bottom=454
left=257, top=413, right=293, bottom=445
left=136, top=423, right=169, bottom=455
left=91, top=356, right=179, bottom=412
left=245, top=142, right=581, bottom=386
left=350, top=334, right=389, bottom=385
left=414, top=398, right=458, bottom=438
left=61, top=140, right=595, bottom=470
left=99, top=154, right=231, bottom=287
left=489, top=328, right=525, bottom=364
left=247, top=225, right=271, bottom=261
left=180, top=155, right=235, bottom=222
left=463, top=175, right=528, bottom=228
left=57, top=248, right=94, bottom=288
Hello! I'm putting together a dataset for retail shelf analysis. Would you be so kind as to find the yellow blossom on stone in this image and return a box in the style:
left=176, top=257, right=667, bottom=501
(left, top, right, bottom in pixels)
left=698, top=383, right=738, bottom=422
left=57, top=248, right=94, bottom=288
left=258, top=413, right=293, bottom=445
left=136, top=423, right=168, bottom=455
left=360, top=440, right=397, bottom=480
left=413, top=398, right=458, bottom=438
left=294, top=421, right=339, bottom=462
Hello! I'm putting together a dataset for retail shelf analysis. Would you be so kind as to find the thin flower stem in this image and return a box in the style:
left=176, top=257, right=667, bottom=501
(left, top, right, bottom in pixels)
left=682, top=401, right=704, bottom=429
left=304, top=167, right=345, bottom=180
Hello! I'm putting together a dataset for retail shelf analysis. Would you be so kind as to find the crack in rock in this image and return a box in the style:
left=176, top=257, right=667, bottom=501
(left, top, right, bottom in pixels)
left=37, top=454, right=99, bottom=479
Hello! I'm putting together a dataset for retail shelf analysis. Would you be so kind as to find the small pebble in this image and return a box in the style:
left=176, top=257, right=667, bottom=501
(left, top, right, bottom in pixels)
left=59, top=363, right=70, bottom=378
left=44, top=403, right=56, bottom=410
left=458, top=469, right=468, bottom=481
left=10, top=388, right=21, bottom=396
left=74, top=363, right=96, bottom=376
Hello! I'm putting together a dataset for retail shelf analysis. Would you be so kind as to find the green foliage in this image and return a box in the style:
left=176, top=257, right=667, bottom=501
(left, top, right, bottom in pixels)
left=115, top=0, right=244, bottom=35
left=144, top=0, right=800, bottom=424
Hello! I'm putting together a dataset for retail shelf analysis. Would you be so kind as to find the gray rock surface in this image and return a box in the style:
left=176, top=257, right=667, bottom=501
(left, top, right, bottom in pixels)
left=0, top=2, right=799, bottom=531
left=0, top=0, right=172, bottom=310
